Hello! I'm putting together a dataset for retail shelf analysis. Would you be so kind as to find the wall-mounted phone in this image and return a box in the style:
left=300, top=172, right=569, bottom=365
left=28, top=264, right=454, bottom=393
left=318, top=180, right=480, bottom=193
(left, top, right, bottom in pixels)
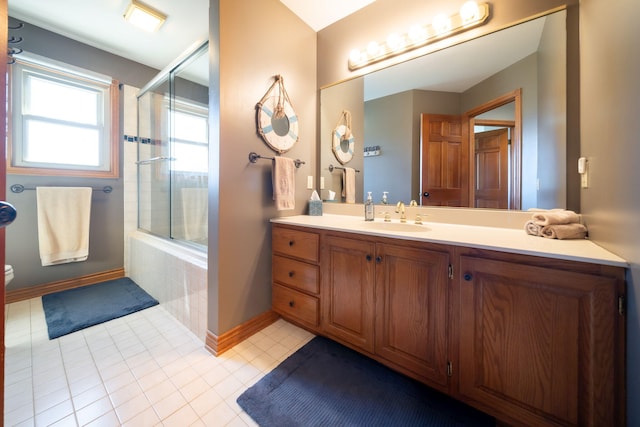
left=578, top=157, right=588, bottom=188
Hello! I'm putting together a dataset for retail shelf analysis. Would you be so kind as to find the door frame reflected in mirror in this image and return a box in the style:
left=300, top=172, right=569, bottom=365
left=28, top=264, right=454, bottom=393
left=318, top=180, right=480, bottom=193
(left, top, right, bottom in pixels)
left=466, top=88, right=522, bottom=210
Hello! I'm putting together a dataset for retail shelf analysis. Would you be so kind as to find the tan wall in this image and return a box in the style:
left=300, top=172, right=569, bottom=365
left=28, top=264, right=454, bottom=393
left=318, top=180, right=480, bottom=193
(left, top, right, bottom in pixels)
left=579, top=0, right=640, bottom=424
left=209, top=0, right=317, bottom=333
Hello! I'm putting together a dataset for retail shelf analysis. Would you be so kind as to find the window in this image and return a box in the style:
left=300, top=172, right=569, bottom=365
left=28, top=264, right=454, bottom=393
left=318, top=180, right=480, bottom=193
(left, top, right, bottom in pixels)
left=171, top=99, right=208, bottom=174
left=8, top=53, right=119, bottom=178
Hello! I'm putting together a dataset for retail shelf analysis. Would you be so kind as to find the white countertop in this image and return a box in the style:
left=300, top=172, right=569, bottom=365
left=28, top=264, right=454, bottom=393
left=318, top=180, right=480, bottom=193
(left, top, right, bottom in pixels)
left=271, top=214, right=628, bottom=268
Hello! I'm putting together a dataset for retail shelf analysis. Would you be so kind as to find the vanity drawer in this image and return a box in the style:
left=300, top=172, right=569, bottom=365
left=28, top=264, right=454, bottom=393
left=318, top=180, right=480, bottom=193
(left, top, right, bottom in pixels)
left=272, top=226, right=319, bottom=262
left=273, top=255, right=319, bottom=294
left=272, top=283, right=319, bottom=327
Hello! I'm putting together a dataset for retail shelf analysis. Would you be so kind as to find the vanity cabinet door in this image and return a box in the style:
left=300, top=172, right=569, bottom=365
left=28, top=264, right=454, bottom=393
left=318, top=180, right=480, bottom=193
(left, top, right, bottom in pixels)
left=322, top=234, right=376, bottom=353
left=457, top=255, right=621, bottom=427
left=375, top=243, right=450, bottom=391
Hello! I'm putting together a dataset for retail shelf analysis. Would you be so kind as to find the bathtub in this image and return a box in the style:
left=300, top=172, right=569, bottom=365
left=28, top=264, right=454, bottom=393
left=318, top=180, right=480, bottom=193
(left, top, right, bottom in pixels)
left=128, top=230, right=207, bottom=342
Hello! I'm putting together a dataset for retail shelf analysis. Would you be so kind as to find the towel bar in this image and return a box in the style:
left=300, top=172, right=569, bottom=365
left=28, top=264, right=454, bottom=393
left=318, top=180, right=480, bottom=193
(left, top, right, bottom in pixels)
left=328, top=164, right=360, bottom=173
left=135, top=156, right=176, bottom=165
left=248, top=152, right=305, bottom=169
left=10, top=184, right=113, bottom=194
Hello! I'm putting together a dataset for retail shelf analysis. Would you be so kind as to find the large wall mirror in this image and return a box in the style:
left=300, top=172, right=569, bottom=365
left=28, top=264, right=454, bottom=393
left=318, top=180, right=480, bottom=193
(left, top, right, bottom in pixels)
left=320, top=9, right=575, bottom=211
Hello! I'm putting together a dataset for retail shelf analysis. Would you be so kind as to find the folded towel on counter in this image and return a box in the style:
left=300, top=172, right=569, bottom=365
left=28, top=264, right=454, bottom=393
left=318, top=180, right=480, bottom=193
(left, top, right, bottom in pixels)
left=527, top=208, right=566, bottom=213
left=342, top=167, right=356, bottom=204
left=541, top=223, right=588, bottom=240
left=532, top=210, right=581, bottom=226
left=272, top=157, right=296, bottom=211
left=36, top=187, right=92, bottom=266
left=524, top=220, right=542, bottom=236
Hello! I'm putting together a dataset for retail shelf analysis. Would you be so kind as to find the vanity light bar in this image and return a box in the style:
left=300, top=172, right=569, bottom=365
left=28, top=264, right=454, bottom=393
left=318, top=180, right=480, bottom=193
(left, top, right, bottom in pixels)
left=348, top=1, right=490, bottom=70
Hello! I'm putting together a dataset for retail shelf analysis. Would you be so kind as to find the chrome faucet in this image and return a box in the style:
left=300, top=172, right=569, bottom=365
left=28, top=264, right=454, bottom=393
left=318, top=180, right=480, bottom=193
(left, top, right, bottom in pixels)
left=395, top=201, right=406, bottom=223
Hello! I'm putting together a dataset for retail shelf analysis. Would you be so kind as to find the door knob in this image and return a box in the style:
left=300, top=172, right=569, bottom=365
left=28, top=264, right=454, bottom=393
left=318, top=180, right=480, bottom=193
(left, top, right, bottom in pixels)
left=0, top=201, right=17, bottom=228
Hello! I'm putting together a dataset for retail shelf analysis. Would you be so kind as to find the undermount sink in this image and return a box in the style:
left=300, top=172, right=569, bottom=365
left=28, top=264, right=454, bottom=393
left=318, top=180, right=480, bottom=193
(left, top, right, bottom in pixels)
left=364, top=221, right=430, bottom=232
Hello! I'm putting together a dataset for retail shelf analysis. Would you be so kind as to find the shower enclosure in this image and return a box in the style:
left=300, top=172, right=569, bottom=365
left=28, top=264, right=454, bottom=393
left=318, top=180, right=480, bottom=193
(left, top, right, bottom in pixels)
left=137, top=41, right=209, bottom=248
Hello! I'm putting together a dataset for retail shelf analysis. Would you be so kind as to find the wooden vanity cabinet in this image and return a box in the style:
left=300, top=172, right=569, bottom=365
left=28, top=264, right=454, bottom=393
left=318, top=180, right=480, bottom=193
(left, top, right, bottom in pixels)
left=322, top=233, right=451, bottom=390
left=374, top=242, right=451, bottom=390
left=271, top=225, right=321, bottom=331
left=322, top=235, right=376, bottom=353
left=271, top=223, right=626, bottom=426
left=455, top=249, right=626, bottom=427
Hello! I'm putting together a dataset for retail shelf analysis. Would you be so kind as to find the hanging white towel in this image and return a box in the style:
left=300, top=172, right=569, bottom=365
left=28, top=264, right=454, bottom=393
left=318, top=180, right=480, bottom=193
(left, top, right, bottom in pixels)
left=181, top=187, right=208, bottom=242
left=36, top=187, right=92, bottom=266
left=342, top=167, right=356, bottom=204
left=273, top=157, right=296, bottom=211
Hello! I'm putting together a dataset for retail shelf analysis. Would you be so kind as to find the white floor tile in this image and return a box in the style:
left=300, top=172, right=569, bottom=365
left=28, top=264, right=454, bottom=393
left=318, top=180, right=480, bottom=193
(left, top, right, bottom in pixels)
left=4, top=298, right=312, bottom=426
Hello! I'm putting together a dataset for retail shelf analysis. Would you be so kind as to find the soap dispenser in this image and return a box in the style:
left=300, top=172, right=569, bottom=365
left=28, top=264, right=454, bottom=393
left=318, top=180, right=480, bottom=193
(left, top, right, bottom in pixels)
left=381, top=191, right=389, bottom=205
left=365, top=191, right=375, bottom=221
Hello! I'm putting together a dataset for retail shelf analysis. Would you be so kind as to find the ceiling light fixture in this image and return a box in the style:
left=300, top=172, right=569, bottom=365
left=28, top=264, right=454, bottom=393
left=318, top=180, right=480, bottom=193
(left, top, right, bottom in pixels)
left=124, top=0, right=167, bottom=32
left=348, top=1, right=489, bottom=71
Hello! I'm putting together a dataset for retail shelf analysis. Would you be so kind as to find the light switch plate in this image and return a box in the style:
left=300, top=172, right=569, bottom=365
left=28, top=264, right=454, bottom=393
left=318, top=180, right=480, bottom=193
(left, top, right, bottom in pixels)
left=307, top=176, right=313, bottom=189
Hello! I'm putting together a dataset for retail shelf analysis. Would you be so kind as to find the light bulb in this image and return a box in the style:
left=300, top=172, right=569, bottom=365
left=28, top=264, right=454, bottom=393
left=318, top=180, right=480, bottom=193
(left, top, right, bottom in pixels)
left=349, top=49, right=363, bottom=64
left=386, top=33, right=405, bottom=51
left=460, top=1, right=480, bottom=24
left=432, top=13, right=451, bottom=35
left=367, top=41, right=380, bottom=57
left=408, top=25, right=426, bottom=44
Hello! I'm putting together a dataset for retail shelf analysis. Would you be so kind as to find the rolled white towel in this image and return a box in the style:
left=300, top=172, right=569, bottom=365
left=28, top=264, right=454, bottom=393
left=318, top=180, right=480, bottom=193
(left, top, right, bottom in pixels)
left=532, top=210, right=581, bottom=226
left=524, top=220, right=542, bottom=236
left=541, top=223, right=588, bottom=240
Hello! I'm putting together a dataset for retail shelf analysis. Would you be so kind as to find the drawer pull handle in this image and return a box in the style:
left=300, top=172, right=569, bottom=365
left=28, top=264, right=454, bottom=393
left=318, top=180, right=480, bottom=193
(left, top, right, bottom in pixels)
left=288, top=271, right=295, bottom=277
left=464, top=273, right=473, bottom=281
left=289, top=300, right=295, bottom=307
left=288, top=240, right=295, bottom=246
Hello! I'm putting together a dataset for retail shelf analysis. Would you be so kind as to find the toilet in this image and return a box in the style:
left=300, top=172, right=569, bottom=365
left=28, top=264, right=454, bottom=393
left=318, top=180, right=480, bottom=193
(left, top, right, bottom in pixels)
left=5, top=265, right=14, bottom=285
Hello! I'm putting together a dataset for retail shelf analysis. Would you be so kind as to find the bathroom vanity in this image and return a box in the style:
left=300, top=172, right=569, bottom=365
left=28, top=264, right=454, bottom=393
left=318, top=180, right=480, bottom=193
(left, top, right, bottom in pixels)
left=270, top=214, right=626, bottom=427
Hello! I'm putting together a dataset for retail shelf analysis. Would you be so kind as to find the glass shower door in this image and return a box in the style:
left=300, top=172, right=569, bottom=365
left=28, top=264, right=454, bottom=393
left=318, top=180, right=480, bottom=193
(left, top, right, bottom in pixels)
left=137, top=76, right=172, bottom=239
left=137, top=41, right=208, bottom=248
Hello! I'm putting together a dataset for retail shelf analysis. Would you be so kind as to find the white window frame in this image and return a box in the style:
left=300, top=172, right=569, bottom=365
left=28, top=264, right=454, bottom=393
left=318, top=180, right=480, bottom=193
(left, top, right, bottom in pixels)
left=8, top=52, right=119, bottom=178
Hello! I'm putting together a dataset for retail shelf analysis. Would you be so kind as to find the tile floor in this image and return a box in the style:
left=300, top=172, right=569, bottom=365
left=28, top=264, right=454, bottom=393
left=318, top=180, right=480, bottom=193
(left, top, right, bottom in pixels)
left=4, top=298, right=314, bottom=426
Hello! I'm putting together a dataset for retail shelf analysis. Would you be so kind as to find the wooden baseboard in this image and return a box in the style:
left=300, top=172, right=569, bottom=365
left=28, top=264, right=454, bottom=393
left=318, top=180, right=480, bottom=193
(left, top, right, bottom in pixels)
left=5, top=268, right=126, bottom=304
left=205, top=310, right=280, bottom=356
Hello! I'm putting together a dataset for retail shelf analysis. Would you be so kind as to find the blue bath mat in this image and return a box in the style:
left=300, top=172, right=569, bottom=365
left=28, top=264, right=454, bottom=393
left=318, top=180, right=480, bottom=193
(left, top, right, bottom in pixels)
left=42, top=277, right=158, bottom=339
left=237, top=336, right=495, bottom=427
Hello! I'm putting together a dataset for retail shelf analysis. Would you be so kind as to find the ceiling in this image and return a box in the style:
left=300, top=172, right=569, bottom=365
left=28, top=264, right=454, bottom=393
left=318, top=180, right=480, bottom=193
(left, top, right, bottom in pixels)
left=7, top=0, right=373, bottom=72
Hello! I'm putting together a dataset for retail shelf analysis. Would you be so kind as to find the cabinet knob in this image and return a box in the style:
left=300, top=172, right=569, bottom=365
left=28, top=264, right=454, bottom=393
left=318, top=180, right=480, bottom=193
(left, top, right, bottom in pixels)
left=288, top=240, right=295, bottom=246
left=376, top=256, right=383, bottom=263
left=289, top=300, right=295, bottom=307
left=366, top=254, right=372, bottom=261
left=463, top=273, right=473, bottom=281
left=288, top=271, right=295, bottom=278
